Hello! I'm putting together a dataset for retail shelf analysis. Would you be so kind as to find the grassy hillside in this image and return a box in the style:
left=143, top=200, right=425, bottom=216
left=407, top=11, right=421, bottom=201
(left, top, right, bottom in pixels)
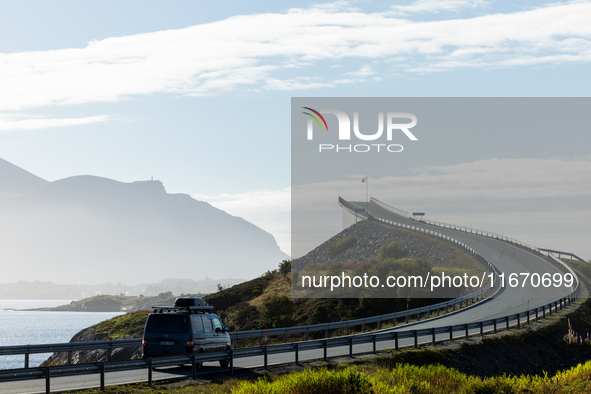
left=73, top=223, right=486, bottom=342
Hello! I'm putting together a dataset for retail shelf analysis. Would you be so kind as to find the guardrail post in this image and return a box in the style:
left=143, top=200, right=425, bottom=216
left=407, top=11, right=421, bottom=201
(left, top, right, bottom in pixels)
left=517, top=313, right=520, bottom=328
left=479, top=321, right=483, bottom=336
left=295, top=343, right=299, bottom=365
left=148, top=357, right=153, bottom=386
left=493, top=320, right=497, bottom=334
left=25, top=353, right=29, bottom=369
left=431, top=328, right=436, bottom=345
left=349, top=337, right=353, bottom=357
left=108, top=347, right=112, bottom=362
left=405, top=314, right=409, bottom=323
left=535, top=308, right=539, bottom=321
left=283, top=334, right=287, bottom=343
left=428, top=309, right=431, bottom=318
left=258, top=337, right=262, bottom=346
left=560, top=299, right=563, bottom=310
left=394, top=332, right=399, bottom=350
left=362, top=323, right=365, bottom=332
left=506, top=316, right=509, bottom=330
left=413, top=330, right=418, bottom=348
left=264, top=346, right=268, bottom=369
left=554, top=301, right=558, bottom=313
left=100, top=361, right=105, bottom=391
left=325, top=329, right=329, bottom=338
left=372, top=335, right=376, bottom=354
left=191, top=353, right=196, bottom=379
left=392, top=318, right=396, bottom=327
left=45, top=366, right=50, bottom=394
left=233, top=338, right=237, bottom=349
left=67, top=350, right=72, bottom=365
left=230, top=349, right=234, bottom=375
left=548, top=303, right=551, bottom=316
left=305, top=332, right=308, bottom=341
left=323, top=340, right=327, bottom=361
left=449, top=326, right=453, bottom=341
left=527, top=310, right=530, bottom=325
left=464, top=324, right=468, bottom=339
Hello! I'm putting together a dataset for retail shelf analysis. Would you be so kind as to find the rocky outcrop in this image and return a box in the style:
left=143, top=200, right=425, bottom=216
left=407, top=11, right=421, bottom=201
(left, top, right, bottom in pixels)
left=293, top=220, right=465, bottom=270
left=40, top=327, right=141, bottom=367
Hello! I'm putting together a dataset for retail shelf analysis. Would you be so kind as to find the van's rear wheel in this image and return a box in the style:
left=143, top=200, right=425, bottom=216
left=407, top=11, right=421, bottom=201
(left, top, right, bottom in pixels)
left=219, top=347, right=231, bottom=367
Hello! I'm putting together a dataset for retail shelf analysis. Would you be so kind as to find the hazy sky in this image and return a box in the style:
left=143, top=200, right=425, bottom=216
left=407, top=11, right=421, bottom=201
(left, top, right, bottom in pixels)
left=1, top=0, right=590, bottom=257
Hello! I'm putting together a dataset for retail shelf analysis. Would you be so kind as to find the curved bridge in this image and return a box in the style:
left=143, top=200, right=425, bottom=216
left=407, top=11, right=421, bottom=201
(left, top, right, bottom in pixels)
left=341, top=197, right=577, bottom=328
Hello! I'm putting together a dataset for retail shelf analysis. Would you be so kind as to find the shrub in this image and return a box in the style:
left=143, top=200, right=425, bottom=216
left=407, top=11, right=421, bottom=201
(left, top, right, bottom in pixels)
left=377, top=239, right=403, bottom=260
left=232, top=367, right=372, bottom=394
left=279, top=259, right=291, bottom=277
left=326, top=236, right=357, bottom=257
left=262, top=295, right=295, bottom=328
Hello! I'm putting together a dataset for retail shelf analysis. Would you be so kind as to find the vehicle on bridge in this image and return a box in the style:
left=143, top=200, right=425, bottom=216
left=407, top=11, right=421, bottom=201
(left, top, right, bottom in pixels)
left=142, top=297, right=231, bottom=367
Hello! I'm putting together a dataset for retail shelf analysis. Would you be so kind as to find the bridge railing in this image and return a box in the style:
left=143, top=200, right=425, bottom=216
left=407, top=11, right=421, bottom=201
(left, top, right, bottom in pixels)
left=368, top=197, right=579, bottom=290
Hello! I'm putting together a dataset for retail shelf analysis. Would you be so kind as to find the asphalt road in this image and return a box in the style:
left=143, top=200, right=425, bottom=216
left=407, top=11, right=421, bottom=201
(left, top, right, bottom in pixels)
left=0, top=200, right=574, bottom=393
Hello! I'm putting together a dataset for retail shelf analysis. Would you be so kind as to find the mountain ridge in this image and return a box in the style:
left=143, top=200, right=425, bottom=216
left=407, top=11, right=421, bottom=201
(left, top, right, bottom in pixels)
left=0, top=159, right=288, bottom=286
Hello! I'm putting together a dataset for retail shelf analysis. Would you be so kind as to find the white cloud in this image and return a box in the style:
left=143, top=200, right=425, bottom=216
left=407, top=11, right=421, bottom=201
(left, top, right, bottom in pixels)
left=0, top=114, right=109, bottom=131
left=344, top=64, right=375, bottom=76
left=195, top=188, right=291, bottom=256
left=0, top=1, right=590, bottom=123
left=387, top=0, right=488, bottom=16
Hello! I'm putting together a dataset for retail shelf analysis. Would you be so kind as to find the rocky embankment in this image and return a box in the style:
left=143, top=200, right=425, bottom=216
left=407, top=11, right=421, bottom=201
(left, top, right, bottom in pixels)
left=293, top=220, right=473, bottom=271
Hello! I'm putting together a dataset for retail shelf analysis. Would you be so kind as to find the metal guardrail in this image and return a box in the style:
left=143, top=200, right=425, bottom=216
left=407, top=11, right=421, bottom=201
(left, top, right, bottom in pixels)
left=0, top=293, right=580, bottom=394
left=371, top=197, right=539, bottom=251
left=0, top=286, right=495, bottom=369
left=538, top=248, right=587, bottom=263
left=368, top=197, right=580, bottom=290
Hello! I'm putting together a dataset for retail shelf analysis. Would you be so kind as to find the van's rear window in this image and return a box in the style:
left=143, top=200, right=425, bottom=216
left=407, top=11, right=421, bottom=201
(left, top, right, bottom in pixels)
left=147, top=315, right=188, bottom=333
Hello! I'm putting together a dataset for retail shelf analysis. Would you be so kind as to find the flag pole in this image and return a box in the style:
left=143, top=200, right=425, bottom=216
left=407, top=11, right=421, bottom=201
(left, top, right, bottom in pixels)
left=366, top=176, right=368, bottom=203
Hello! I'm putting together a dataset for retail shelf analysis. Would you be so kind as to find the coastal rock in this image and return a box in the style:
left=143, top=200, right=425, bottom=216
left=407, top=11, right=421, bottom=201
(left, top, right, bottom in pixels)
left=40, top=326, right=142, bottom=367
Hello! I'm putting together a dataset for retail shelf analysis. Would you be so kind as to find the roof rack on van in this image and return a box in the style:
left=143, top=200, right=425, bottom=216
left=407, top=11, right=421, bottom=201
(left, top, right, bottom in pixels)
left=151, top=305, right=214, bottom=314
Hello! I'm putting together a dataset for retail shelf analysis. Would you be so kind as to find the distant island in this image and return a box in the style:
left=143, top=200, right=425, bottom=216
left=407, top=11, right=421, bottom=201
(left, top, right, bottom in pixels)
left=0, top=277, right=244, bottom=300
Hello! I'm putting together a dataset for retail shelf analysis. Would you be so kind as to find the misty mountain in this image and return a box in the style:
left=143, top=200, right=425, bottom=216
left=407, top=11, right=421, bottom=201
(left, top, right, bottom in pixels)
left=0, top=157, right=48, bottom=198
left=0, top=160, right=288, bottom=285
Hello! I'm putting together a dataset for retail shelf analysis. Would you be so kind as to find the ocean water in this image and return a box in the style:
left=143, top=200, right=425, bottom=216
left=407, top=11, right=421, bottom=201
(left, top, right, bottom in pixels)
left=0, top=300, right=124, bottom=370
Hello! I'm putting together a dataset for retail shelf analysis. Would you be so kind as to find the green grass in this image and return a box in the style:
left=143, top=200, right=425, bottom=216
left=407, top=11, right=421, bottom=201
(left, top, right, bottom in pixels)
left=89, top=310, right=151, bottom=340
left=64, top=361, right=591, bottom=394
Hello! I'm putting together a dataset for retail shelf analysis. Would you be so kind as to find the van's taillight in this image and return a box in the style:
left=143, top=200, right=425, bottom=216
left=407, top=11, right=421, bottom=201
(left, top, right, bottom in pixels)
left=142, top=337, right=146, bottom=346
left=186, top=338, right=194, bottom=348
